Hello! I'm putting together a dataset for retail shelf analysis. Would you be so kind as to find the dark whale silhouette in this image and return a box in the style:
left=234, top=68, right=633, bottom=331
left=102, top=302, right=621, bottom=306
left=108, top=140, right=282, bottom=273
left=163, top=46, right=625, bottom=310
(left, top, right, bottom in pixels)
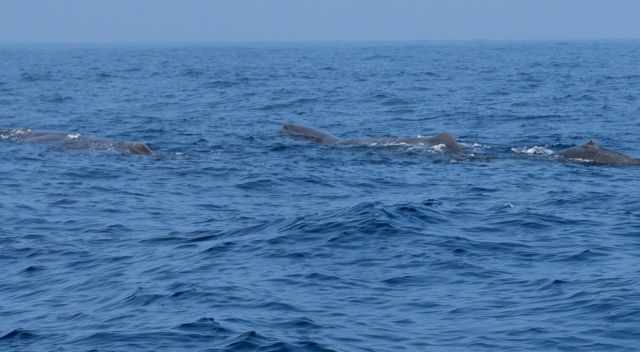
left=0, top=128, right=153, bottom=156
left=557, top=140, right=640, bottom=166
left=281, top=123, right=463, bottom=153
left=282, top=123, right=640, bottom=166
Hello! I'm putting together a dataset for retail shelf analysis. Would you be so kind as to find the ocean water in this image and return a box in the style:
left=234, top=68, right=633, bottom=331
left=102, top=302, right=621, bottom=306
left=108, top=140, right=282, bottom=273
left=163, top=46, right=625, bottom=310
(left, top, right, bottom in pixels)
left=1, top=41, right=640, bottom=352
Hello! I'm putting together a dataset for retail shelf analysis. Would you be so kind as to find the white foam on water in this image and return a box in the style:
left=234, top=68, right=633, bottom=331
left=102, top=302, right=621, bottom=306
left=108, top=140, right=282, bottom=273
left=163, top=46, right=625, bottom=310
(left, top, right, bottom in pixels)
left=2, top=128, right=31, bottom=139
left=511, top=146, right=554, bottom=156
left=568, top=158, right=594, bottom=164
left=461, top=142, right=487, bottom=154
left=369, top=141, right=412, bottom=147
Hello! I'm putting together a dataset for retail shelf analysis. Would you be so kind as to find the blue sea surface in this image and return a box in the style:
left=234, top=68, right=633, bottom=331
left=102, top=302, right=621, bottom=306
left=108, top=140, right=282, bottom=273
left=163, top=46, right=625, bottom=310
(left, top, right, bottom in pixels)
left=1, top=41, right=640, bottom=351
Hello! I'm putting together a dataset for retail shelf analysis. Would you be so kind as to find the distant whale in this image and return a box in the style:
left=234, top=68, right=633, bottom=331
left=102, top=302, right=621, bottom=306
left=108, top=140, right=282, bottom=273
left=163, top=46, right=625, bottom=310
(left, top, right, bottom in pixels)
left=0, top=128, right=153, bottom=156
left=281, top=123, right=463, bottom=153
left=558, top=140, right=640, bottom=166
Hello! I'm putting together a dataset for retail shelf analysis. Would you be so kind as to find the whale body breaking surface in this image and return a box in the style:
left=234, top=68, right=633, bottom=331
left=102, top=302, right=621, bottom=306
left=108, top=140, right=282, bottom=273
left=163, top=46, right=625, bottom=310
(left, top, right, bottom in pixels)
left=0, top=128, right=153, bottom=156
left=557, top=140, right=640, bottom=166
left=281, top=122, right=464, bottom=153
left=282, top=122, right=640, bottom=166
left=3, top=124, right=639, bottom=166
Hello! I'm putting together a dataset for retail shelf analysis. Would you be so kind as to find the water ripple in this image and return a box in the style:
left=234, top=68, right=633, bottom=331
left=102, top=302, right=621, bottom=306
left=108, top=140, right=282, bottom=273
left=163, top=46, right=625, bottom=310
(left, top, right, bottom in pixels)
left=2, top=42, right=640, bottom=352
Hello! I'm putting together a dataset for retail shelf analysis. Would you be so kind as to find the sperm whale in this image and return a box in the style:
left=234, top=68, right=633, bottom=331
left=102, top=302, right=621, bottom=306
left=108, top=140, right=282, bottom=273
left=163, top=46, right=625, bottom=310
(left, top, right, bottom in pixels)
left=281, top=122, right=463, bottom=153
left=1, top=128, right=153, bottom=156
left=557, top=140, right=640, bottom=166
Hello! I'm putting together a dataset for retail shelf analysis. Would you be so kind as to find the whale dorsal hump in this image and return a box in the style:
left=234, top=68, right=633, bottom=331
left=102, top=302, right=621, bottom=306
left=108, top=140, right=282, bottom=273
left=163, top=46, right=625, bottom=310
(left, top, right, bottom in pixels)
left=128, top=143, right=153, bottom=155
left=432, top=133, right=463, bottom=153
left=584, top=140, right=599, bottom=149
left=433, top=133, right=456, bottom=146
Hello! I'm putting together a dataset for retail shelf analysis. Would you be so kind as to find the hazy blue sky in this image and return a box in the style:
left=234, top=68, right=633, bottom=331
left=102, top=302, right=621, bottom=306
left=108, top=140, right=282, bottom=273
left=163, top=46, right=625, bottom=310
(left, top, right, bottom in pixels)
left=2, top=0, right=640, bottom=42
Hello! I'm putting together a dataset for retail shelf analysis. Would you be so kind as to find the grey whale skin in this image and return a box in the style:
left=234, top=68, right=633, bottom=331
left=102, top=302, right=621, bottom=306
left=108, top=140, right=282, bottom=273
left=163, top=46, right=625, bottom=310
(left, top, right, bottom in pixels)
left=558, top=140, right=640, bottom=165
left=281, top=122, right=463, bottom=153
left=282, top=123, right=640, bottom=166
left=0, top=128, right=153, bottom=156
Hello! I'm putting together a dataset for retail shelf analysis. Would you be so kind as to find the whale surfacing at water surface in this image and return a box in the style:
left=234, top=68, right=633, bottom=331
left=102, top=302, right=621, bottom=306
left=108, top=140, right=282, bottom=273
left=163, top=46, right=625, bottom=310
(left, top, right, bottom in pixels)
left=0, top=128, right=153, bottom=156
left=281, top=122, right=463, bottom=153
left=280, top=123, right=339, bottom=144
left=558, top=140, right=640, bottom=166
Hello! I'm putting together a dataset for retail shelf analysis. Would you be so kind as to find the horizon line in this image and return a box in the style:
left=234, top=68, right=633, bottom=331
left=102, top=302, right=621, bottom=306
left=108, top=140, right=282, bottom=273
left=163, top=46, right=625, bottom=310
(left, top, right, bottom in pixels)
left=1, top=37, right=640, bottom=46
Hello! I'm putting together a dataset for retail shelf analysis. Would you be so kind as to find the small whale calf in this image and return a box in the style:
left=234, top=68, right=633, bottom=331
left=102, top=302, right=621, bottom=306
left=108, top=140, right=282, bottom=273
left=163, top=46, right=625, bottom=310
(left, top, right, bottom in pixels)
left=281, top=122, right=464, bottom=153
left=0, top=128, right=153, bottom=156
left=558, top=140, right=640, bottom=166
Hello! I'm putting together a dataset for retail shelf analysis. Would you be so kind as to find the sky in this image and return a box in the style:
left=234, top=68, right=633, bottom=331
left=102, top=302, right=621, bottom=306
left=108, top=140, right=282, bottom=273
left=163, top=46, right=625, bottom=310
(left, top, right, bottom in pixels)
left=2, top=0, right=640, bottom=43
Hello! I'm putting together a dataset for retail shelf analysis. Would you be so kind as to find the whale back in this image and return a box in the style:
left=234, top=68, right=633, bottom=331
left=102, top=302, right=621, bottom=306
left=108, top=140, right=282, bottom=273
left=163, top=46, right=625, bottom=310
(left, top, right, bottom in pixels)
left=281, top=123, right=339, bottom=144
left=1, top=128, right=153, bottom=156
left=559, top=140, right=640, bottom=165
left=123, top=142, right=154, bottom=155
left=558, top=140, right=600, bottom=160
left=429, top=133, right=463, bottom=153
